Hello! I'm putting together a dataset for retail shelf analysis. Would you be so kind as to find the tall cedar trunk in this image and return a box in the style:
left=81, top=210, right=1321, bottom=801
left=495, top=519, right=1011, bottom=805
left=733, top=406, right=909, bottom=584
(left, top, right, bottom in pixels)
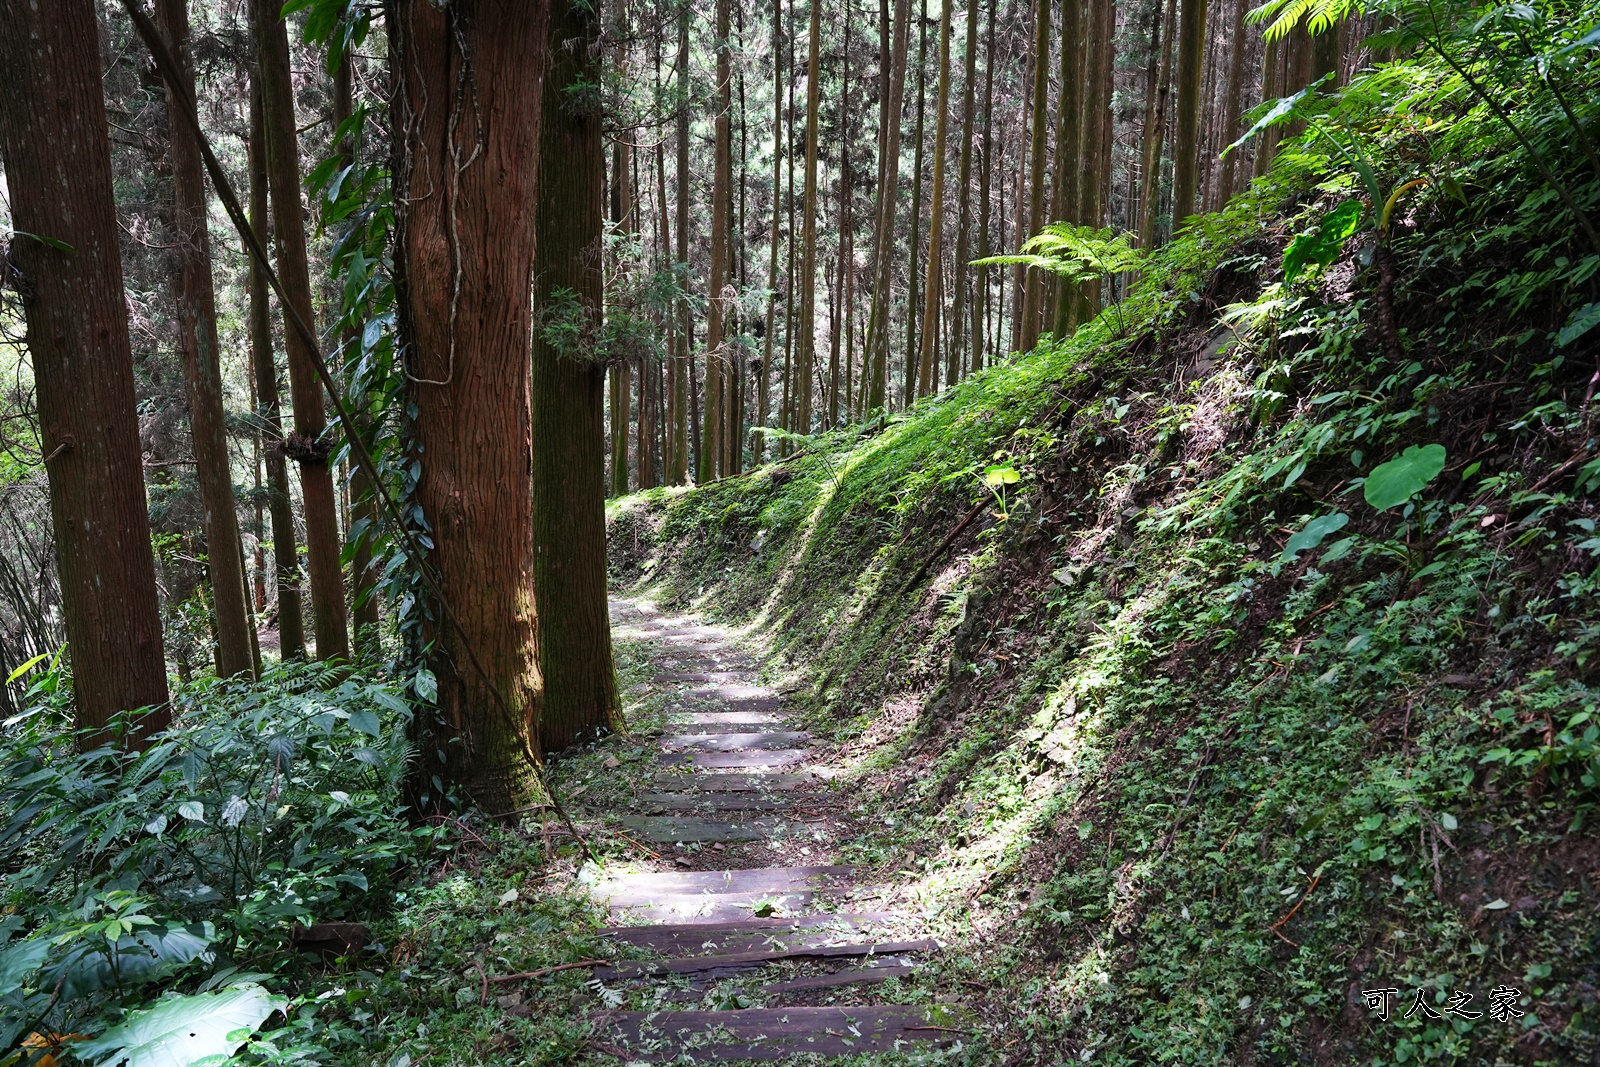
left=156, top=0, right=254, bottom=679
left=917, top=0, right=954, bottom=396
left=863, top=0, right=913, bottom=412
left=1138, top=0, right=1177, bottom=249
left=673, top=0, right=692, bottom=484
left=796, top=0, right=823, bottom=435
left=610, top=141, right=634, bottom=496
left=781, top=16, right=797, bottom=442
left=1017, top=0, right=1049, bottom=353
left=949, top=0, right=979, bottom=384
left=255, top=0, right=350, bottom=662
left=390, top=0, right=549, bottom=813
left=1008, top=58, right=1029, bottom=352
left=0, top=0, right=170, bottom=743
left=1052, top=0, right=1084, bottom=333
left=973, top=0, right=995, bottom=373
left=532, top=0, right=624, bottom=751
left=1197, top=3, right=1219, bottom=211
left=764, top=0, right=785, bottom=449
left=702, top=0, right=733, bottom=481
left=247, top=76, right=307, bottom=659
left=904, top=12, right=928, bottom=404
left=1216, top=0, right=1248, bottom=203
left=332, top=58, right=382, bottom=656
left=1253, top=31, right=1281, bottom=179
left=728, top=44, right=747, bottom=478
left=1171, top=0, right=1207, bottom=227
left=655, top=128, right=678, bottom=473
left=829, top=11, right=852, bottom=426
left=1077, top=0, right=1110, bottom=311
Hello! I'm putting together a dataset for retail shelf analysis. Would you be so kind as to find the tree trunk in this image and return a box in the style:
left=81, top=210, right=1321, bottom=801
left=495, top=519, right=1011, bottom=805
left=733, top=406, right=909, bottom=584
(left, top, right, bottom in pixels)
left=255, top=0, right=349, bottom=662
left=610, top=139, right=634, bottom=497
left=532, top=0, right=624, bottom=752
left=389, top=0, right=549, bottom=813
left=829, top=10, right=852, bottom=427
left=1077, top=0, right=1111, bottom=310
left=673, top=0, right=693, bottom=484
left=904, top=11, right=929, bottom=404
left=1171, top=0, right=1207, bottom=227
left=1216, top=0, right=1248, bottom=203
left=863, top=0, right=914, bottom=412
left=155, top=0, right=254, bottom=679
left=0, top=0, right=170, bottom=743
left=1052, top=0, right=1085, bottom=333
left=973, top=0, right=995, bottom=373
left=764, top=0, right=784, bottom=449
left=948, top=0, right=980, bottom=384
left=247, top=74, right=306, bottom=660
left=796, top=0, right=823, bottom=435
left=1138, top=0, right=1177, bottom=249
left=1015, top=0, right=1050, bottom=353
left=702, top=0, right=733, bottom=482
left=917, top=0, right=954, bottom=397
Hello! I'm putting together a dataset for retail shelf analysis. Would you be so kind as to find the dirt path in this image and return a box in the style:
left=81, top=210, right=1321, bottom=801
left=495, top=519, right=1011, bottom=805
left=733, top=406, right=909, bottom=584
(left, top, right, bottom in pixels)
left=582, top=597, right=969, bottom=1062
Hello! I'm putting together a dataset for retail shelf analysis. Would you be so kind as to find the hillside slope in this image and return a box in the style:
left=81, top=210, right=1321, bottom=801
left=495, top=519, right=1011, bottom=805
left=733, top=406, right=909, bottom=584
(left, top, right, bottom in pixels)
left=609, top=62, right=1600, bottom=1065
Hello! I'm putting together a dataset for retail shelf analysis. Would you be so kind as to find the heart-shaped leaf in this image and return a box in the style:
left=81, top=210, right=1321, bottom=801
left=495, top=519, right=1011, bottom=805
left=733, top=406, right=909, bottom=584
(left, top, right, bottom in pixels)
left=1280, top=512, right=1350, bottom=562
left=1364, top=444, right=1447, bottom=510
left=76, top=984, right=282, bottom=1067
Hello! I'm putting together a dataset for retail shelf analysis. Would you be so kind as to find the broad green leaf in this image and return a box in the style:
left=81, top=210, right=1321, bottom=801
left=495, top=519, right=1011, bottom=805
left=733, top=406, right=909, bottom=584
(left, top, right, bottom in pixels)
left=413, top=669, right=438, bottom=704
left=45, top=924, right=215, bottom=1003
left=1279, top=512, right=1350, bottom=562
left=76, top=984, right=283, bottom=1067
left=0, top=937, right=48, bottom=997
left=1364, top=444, right=1447, bottom=510
left=348, top=708, right=381, bottom=737
left=983, top=464, right=1021, bottom=488
left=5, top=652, right=50, bottom=684
left=1557, top=302, right=1600, bottom=347
left=177, top=801, right=205, bottom=823
left=1284, top=200, right=1364, bottom=283
left=1221, top=75, right=1330, bottom=158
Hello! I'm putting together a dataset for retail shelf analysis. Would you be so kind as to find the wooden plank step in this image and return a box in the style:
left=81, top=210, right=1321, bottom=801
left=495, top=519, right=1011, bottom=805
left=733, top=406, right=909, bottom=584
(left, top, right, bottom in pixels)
left=636, top=792, right=791, bottom=814
left=595, top=939, right=936, bottom=979
left=601, top=913, right=898, bottom=955
left=669, top=711, right=787, bottom=728
left=590, top=866, right=853, bottom=923
left=762, top=964, right=915, bottom=994
left=659, top=731, right=810, bottom=752
left=619, top=816, right=786, bottom=843
left=650, top=772, right=813, bottom=792
left=593, top=1005, right=969, bottom=1062
left=654, top=671, right=757, bottom=684
left=685, top=683, right=773, bottom=701
left=658, top=750, right=809, bottom=769
left=605, top=893, right=819, bottom=923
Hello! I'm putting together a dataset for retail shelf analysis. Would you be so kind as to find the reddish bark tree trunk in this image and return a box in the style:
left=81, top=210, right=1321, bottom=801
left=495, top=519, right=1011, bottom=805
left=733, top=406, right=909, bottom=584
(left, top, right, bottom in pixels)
left=532, top=0, right=623, bottom=751
left=156, top=0, right=255, bottom=680
left=0, top=0, right=170, bottom=743
left=390, top=0, right=549, bottom=813
left=254, top=0, right=350, bottom=662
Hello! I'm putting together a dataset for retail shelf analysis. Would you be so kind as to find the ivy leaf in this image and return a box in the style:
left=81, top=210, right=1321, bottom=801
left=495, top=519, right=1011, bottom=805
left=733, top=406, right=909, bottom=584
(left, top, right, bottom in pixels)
left=1364, top=444, right=1447, bottom=510
left=1283, top=200, right=1364, bottom=283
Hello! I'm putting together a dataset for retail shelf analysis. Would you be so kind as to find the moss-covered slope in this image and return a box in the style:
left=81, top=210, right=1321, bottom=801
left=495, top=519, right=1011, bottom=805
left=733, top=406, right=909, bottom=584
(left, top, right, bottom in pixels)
left=609, top=63, right=1600, bottom=1066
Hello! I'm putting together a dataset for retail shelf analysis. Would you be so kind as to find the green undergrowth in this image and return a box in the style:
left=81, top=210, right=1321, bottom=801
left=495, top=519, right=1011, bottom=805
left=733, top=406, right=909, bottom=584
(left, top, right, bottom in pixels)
left=608, top=58, right=1600, bottom=1067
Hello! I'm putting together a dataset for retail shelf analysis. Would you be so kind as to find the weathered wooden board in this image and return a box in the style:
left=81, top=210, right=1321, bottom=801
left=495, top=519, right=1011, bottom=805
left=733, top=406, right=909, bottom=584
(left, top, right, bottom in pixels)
left=591, top=865, right=852, bottom=898
left=649, top=772, right=813, bottom=792
left=635, top=792, right=792, bottom=814
left=593, top=1006, right=968, bottom=1062
left=659, top=731, right=810, bottom=752
left=619, top=816, right=787, bottom=843
left=600, top=913, right=898, bottom=955
left=657, top=749, right=810, bottom=769
left=761, top=964, right=916, bottom=994
left=668, top=711, right=787, bottom=728
left=595, top=939, right=936, bottom=979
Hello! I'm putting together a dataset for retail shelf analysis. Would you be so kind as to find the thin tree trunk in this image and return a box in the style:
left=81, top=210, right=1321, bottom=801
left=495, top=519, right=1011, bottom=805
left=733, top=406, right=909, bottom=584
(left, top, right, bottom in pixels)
left=1077, top=0, right=1111, bottom=312
left=949, top=0, right=979, bottom=384
left=1138, top=0, right=1177, bottom=249
left=674, top=0, right=693, bottom=483
left=702, top=0, right=734, bottom=480
left=830, top=8, right=852, bottom=426
left=796, top=0, right=823, bottom=436
left=0, top=0, right=170, bottom=743
left=610, top=139, right=633, bottom=496
left=764, top=0, right=784, bottom=448
left=904, top=10, right=929, bottom=404
left=255, top=0, right=349, bottom=662
left=1052, top=0, right=1085, bottom=332
left=1253, top=30, right=1282, bottom=178
left=863, top=0, right=913, bottom=412
left=155, top=0, right=253, bottom=679
left=1017, top=0, right=1050, bottom=352
left=1216, top=0, right=1248, bottom=203
left=1171, top=0, right=1207, bottom=227
left=246, top=75, right=306, bottom=660
left=1008, top=78, right=1030, bottom=352
left=532, top=0, right=623, bottom=751
left=389, top=0, right=550, bottom=812
left=917, top=0, right=954, bottom=396
left=973, top=0, right=995, bottom=374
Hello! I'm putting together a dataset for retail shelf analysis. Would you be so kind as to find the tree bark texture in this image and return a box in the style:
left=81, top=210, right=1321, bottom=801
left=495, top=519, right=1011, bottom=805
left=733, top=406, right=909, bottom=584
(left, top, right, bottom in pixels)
left=917, top=0, right=954, bottom=396
left=389, top=0, right=550, bottom=813
left=864, top=0, right=913, bottom=411
left=254, top=0, right=350, bottom=662
left=155, top=0, right=254, bottom=679
left=796, top=0, right=823, bottom=433
left=0, top=0, right=171, bottom=742
left=1171, top=0, right=1207, bottom=227
left=532, top=0, right=624, bottom=752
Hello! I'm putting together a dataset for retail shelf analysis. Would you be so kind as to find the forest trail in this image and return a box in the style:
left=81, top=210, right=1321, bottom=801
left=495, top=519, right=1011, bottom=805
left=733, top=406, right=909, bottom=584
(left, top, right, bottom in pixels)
left=582, top=598, right=970, bottom=1062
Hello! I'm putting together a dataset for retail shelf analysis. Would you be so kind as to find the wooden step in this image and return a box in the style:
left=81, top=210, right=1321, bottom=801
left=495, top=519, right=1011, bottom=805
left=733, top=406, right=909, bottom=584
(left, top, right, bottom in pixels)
left=658, top=749, right=810, bottom=770
left=590, top=866, right=852, bottom=922
left=619, top=815, right=787, bottom=843
left=593, top=1005, right=970, bottom=1061
left=650, top=772, right=813, bottom=792
left=659, top=731, right=810, bottom=752
left=668, top=711, right=787, bottom=729
left=636, top=792, right=791, bottom=814
left=762, top=963, right=916, bottom=994
left=601, top=913, right=898, bottom=955
left=595, top=939, right=936, bottom=979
